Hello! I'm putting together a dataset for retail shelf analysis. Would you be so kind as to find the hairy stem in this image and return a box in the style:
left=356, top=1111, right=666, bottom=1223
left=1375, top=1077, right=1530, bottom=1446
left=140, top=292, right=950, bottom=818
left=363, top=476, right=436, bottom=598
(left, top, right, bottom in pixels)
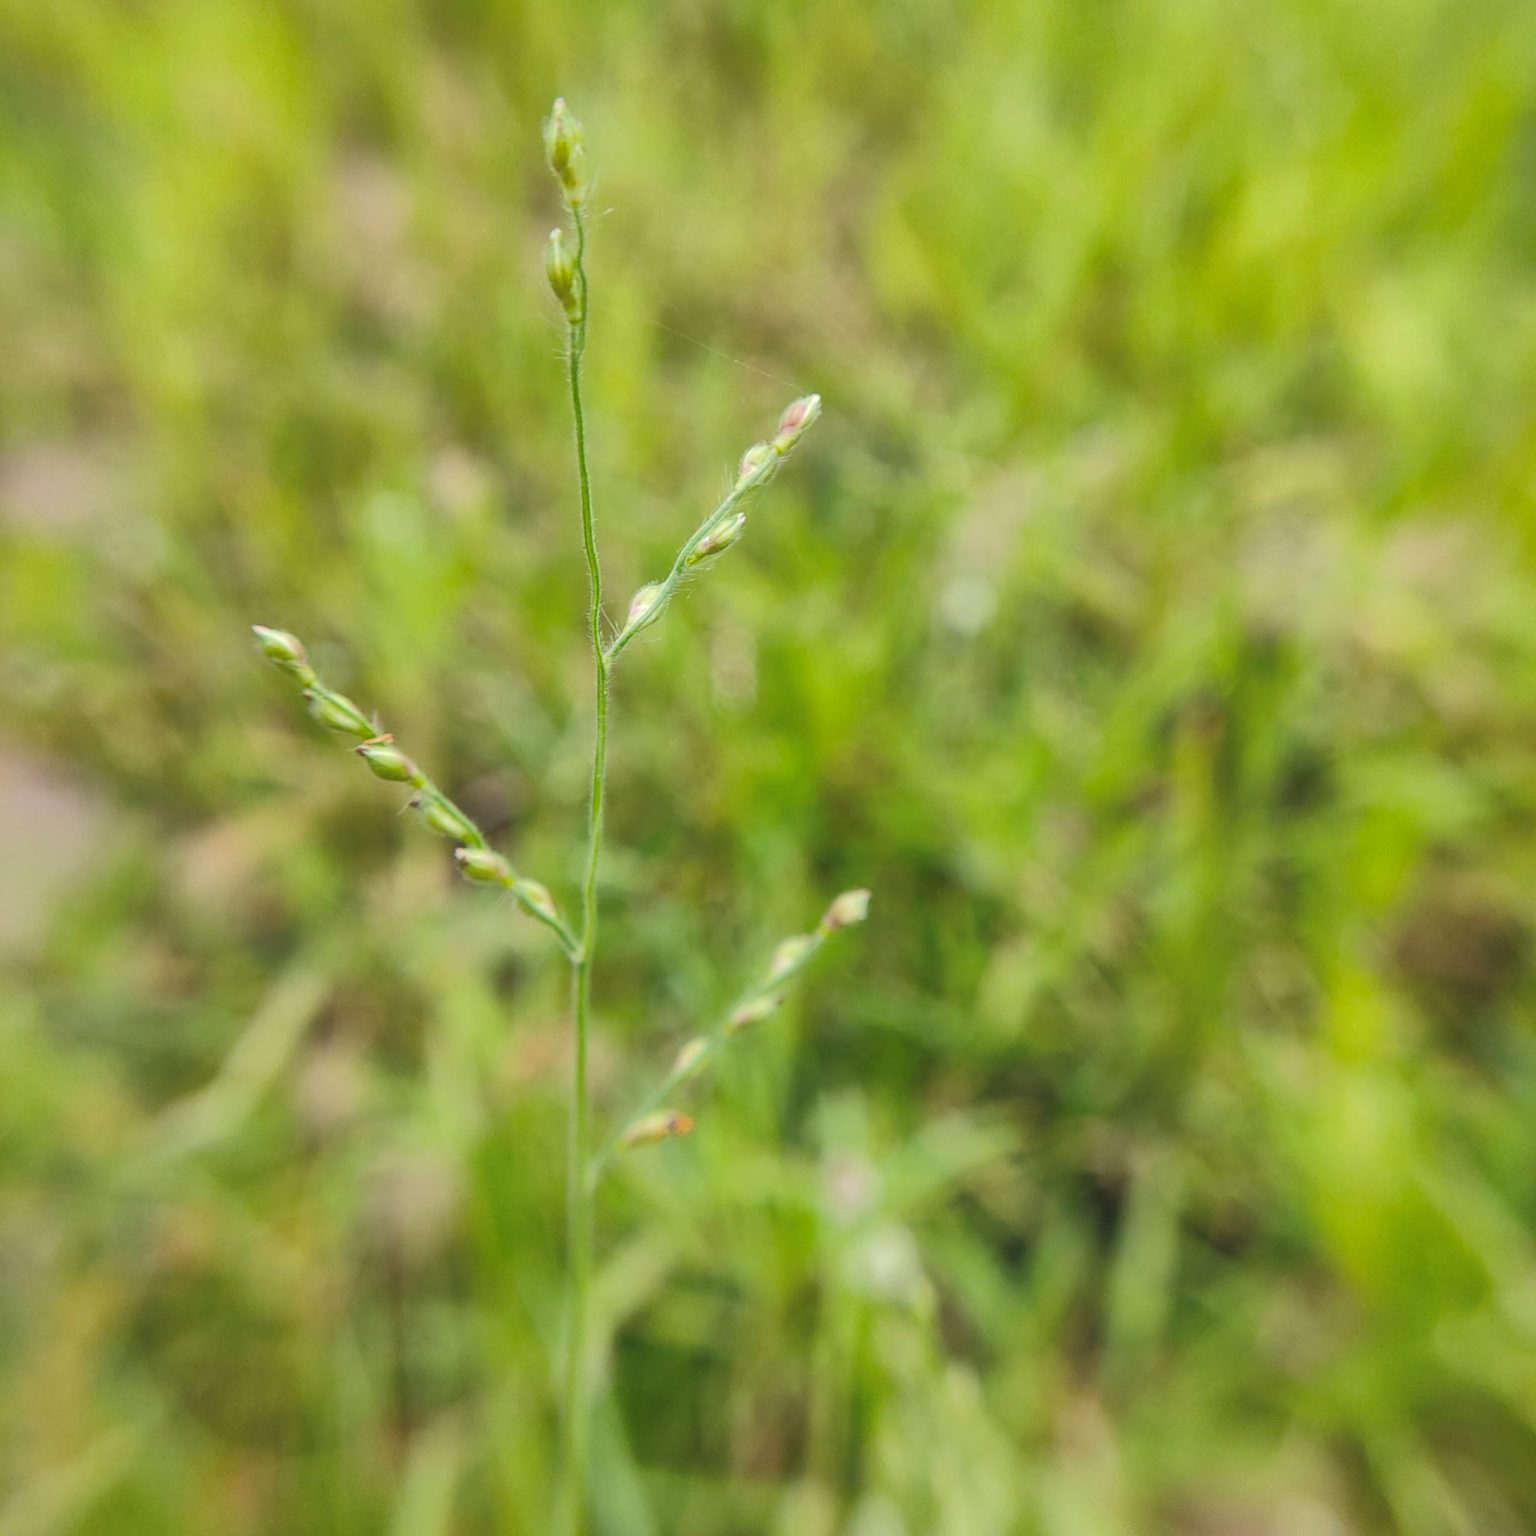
left=561, top=204, right=602, bottom=1536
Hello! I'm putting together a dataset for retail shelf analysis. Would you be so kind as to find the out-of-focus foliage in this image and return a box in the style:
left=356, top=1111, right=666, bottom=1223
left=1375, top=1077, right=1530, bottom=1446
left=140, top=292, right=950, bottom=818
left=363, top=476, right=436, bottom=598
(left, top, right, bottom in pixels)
left=4, top=0, right=1536, bottom=1531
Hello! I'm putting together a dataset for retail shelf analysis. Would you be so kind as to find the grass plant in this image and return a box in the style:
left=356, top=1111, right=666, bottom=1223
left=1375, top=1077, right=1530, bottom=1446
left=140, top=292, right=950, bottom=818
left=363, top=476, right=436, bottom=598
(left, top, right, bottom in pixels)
left=251, top=102, right=868, bottom=1532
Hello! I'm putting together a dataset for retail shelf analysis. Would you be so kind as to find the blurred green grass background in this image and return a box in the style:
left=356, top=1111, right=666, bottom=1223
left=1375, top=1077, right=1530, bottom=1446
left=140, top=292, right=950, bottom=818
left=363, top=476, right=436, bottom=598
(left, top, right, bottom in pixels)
left=4, top=0, right=1536, bottom=1531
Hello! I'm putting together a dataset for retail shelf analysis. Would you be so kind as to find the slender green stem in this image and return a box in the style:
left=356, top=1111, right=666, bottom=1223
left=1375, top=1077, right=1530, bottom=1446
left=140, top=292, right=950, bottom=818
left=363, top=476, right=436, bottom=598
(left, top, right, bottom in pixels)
left=561, top=204, right=603, bottom=1536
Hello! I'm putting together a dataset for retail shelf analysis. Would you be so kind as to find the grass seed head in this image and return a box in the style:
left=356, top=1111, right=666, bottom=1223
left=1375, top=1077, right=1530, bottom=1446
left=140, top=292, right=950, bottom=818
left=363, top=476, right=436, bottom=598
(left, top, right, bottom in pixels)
left=355, top=742, right=422, bottom=784
left=513, top=878, right=559, bottom=923
left=621, top=1109, right=695, bottom=1150
left=305, top=689, right=373, bottom=736
left=768, top=935, right=815, bottom=983
left=728, top=994, right=782, bottom=1033
left=252, top=624, right=316, bottom=685
left=821, top=888, right=872, bottom=932
left=687, top=511, right=748, bottom=566
left=771, top=393, right=821, bottom=455
left=414, top=794, right=477, bottom=842
left=625, top=581, right=665, bottom=631
left=455, top=847, right=513, bottom=885
left=736, top=441, right=775, bottom=490
left=672, top=1038, right=711, bottom=1080
left=543, top=98, right=588, bottom=205
left=545, top=227, right=580, bottom=322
